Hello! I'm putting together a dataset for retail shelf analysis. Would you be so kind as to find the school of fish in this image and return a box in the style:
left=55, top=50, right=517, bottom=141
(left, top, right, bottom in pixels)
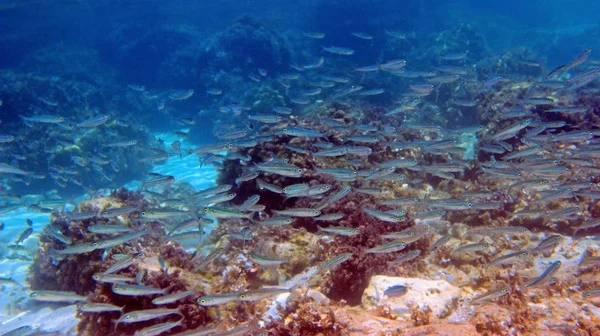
left=1, top=26, right=600, bottom=336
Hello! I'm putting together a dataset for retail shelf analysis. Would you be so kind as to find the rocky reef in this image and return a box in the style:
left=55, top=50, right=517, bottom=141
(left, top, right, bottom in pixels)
left=0, top=46, right=157, bottom=196
left=8, top=5, right=600, bottom=334
left=204, top=97, right=600, bottom=334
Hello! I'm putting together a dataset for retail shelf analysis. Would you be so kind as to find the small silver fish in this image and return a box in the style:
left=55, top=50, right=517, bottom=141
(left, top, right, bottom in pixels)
left=317, top=225, right=359, bottom=236
left=392, top=249, right=422, bottom=264
left=366, top=241, right=407, bottom=254
left=197, top=293, right=241, bottom=306
left=79, top=303, right=124, bottom=313
left=471, top=287, right=510, bottom=305
left=248, top=253, right=289, bottom=266
left=134, top=319, right=184, bottom=336
left=116, top=307, right=182, bottom=325
left=112, top=283, right=172, bottom=296
left=452, top=242, right=489, bottom=255
left=30, top=290, right=86, bottom=302
left=320, top=253, right=352, bottom=271
left=152, top=290, right=193, bottom=305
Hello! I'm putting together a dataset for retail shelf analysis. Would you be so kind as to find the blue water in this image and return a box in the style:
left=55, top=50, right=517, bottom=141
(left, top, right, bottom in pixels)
left=2, top=1, right=599, bottom=81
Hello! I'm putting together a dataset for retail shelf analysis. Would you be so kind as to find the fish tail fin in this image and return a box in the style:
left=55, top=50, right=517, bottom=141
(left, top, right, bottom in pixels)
left=278, top=274, right=287, bottom=287
left=47, top=249, right=64, bottom=263
left=113, top=318, right=120, bottom=331
left=162, top=284, right=175, bottom=295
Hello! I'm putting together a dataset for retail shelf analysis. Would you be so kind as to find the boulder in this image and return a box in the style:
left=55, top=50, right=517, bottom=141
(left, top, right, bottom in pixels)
left=362, top=275, right=461, bottom=319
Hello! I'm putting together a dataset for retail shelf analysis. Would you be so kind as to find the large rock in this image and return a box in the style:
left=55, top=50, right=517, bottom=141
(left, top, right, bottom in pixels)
left=362, top=275, right=461, bottom=319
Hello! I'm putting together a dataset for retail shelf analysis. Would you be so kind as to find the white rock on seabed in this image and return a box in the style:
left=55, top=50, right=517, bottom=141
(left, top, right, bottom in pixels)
left=262, top=266, right=320, bottom=323
left=0, top=305, right=79, bottom=335
left=362, top=275, right=461, bottom=319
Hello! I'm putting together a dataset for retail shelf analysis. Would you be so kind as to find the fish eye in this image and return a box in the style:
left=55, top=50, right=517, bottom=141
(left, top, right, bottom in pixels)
left=229, top=193, right=235, bottom=197
left=200, top=299, right=206, bottom=303
left=283, top=128, right=288, bottom=132
left=125, top=316, right=132, bottom=320
left=141, top=211, right=146, bottom=216
left=228, top=144, right=234, bottom=148
left=239, top=294, right=246, bottom=299
left=467, top=202, right=473, bottom=207
left=59, top=117, right=65, bottom=122
left=203, top=208, right=209, bottom=212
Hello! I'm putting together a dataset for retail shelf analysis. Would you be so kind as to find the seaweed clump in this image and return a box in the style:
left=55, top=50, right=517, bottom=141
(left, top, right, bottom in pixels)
left=28, top=187, right=218, bottom=335
left=78, top=269, right=210, bottom=336
left=270, top=293, right=344, bottom=336
left=411, top=305, right=432, bottom=327
left=29, top=188, right=149, bottom=293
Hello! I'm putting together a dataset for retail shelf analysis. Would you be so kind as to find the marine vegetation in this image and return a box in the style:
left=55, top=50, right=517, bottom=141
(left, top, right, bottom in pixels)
left=1, top=2, right=600, bottom=336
